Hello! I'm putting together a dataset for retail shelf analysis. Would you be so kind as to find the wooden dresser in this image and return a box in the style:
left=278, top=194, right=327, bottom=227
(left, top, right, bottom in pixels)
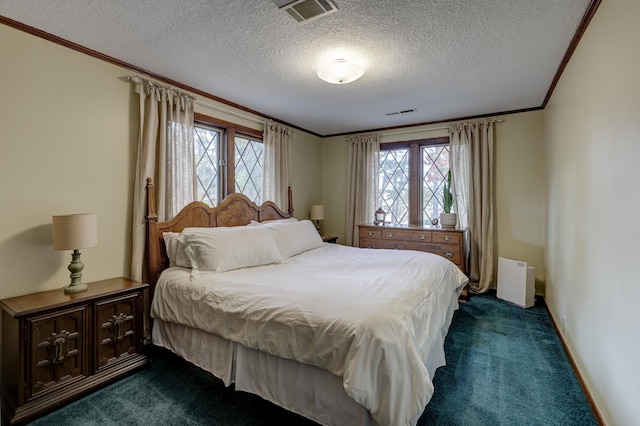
left=0, top=277, right=149, bottom=425
left=358, top=224, right=467, bottom=274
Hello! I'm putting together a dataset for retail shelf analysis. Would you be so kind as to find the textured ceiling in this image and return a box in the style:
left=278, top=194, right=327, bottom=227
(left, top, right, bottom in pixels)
left=0, top=0, right=591, bottom=136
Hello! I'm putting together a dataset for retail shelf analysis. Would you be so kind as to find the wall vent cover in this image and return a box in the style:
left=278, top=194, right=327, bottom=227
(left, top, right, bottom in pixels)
left=281, top=0, right=338, bottom=23
left=385, top=108, right=417, bottom=117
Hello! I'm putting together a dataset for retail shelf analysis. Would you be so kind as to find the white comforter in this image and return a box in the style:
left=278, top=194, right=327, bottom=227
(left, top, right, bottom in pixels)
left=151, top=243, right=468, bottom=426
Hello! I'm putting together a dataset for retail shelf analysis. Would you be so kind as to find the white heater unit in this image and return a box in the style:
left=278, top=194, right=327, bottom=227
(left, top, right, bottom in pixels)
left=497, top=257, right=535, bottom=308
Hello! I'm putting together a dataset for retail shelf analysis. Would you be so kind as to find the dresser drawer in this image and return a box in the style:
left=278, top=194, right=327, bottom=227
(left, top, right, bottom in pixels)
left=432, top=232, right=461, bottom=244
left=408, top=231, right=432, bottom=242
left=375, top=240, right=406, bottom=250
left=381, top=229, right=403, bottom=240
left=360, top=228, right=382, bottom=239
left=405, top=243, right=462, bottom=265
left=359, top=237, right=375, bottom=249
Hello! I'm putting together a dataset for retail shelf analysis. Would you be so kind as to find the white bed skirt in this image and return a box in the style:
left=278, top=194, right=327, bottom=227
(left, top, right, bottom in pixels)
left=151, top=318, right=377, bottom=426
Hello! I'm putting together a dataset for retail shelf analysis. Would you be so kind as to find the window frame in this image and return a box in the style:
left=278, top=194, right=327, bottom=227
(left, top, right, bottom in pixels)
left=194, top=112, right=263, bottom=203
left=379, top=136, right=450, bottom=226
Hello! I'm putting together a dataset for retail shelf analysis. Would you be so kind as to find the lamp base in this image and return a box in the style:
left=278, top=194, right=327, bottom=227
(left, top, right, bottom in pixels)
left=64, top=249, right=88, bottom=294
left=64, top=282, right=88, bottom=293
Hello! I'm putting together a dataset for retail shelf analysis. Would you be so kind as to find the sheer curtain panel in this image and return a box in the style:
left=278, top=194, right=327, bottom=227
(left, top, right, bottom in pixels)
left=345, top=133, right=380, bottom=246
left=130, top=77, right=195, bottom=282
left=449, top=121, right=495, bottom=293
left=263, top=120, right=292, bottom=210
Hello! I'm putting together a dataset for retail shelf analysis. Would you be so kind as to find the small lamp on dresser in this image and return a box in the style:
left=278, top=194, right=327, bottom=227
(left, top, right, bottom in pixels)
left=310, top=204, right=325, bottom=232
left=52, top=213, right=98, bottom=293
left=374, top=207, right=386, bottom=226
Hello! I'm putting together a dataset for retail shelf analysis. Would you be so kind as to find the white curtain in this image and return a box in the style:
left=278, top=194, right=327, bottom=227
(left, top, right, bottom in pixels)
left=263, top=120, right=292, bottom=210
left=345, top=133, right=380, bottom=246
left=449, top=121, right=494, bottom=293
left=130, top=77, right=195, bottom=282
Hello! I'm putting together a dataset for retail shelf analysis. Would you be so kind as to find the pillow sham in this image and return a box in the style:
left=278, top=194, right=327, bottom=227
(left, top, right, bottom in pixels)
left=184, top=226, right=282, bottom=273
left=163, top=232, right=191, bottom=268
left=263, top=219, right=324, bottom=259
left=165, top=227, right=228, bottom=268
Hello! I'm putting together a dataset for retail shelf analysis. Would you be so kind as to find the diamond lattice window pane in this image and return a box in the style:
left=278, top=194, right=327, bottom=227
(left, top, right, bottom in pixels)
left=235, top=136, right=263, bottom=205
left=421, top=145, right=449, bottom=224
left=378, top=148, right=410, bottom=225
left=194, top=126, right=220, bottom=207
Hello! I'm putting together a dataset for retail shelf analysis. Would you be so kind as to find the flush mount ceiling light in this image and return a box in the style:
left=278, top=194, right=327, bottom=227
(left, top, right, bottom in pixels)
left=317, top=59, right=365, bottom=85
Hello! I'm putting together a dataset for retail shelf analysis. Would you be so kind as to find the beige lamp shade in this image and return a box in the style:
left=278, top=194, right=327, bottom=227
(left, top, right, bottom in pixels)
left=310, top=205, right=325, bottom=221
left=52, top=213, right=98, bottom=250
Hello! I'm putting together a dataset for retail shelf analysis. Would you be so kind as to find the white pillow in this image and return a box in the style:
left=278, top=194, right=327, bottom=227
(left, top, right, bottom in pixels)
left=163, top=232, right=191, bottom=268
left=184, top=226, right=282, bottom=273
left=164, top=227, right=224, bottom=268
left=263, top=220, right=324, bottom=259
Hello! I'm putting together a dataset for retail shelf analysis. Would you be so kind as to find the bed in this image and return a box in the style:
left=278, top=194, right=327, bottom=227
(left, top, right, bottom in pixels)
left=144, top=179, right=469, bottom=426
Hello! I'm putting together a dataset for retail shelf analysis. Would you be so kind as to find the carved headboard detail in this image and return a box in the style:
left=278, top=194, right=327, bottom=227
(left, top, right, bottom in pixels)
left=145, top=178, right=293, bottom=290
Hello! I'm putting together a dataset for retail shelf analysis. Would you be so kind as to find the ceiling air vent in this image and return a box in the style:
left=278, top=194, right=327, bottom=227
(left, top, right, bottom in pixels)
left=281, top=0, right=338, bottom=23
left=385, top=108, right=417, bottom=117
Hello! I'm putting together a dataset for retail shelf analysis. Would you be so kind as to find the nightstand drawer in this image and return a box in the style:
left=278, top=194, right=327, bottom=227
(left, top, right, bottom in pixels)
left=28, top=305, right=88, bottom=401
left=95, top=293, right=142, bottom=371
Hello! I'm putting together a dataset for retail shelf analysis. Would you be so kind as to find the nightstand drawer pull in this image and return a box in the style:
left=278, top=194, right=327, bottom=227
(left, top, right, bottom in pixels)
left=444, top=236, right=451, bottom=242
left=444, top=251, right=455, bottom=258
left=368, top=231, right=374, bottom=236
left=114, top=318, right=123, bottom=343
left=52, top=334, right=66, bottom=364
left=386, top=233, right=394, bottom=238
left=420, top=235, right=426, bottom=240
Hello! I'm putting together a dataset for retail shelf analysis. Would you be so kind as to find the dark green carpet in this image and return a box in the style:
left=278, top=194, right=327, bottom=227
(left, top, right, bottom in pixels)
left=29, top=293, right=596, bottom=425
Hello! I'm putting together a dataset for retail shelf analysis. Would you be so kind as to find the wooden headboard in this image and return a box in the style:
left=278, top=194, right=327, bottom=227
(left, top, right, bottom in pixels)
left=145, top=178, right=293, bottom=290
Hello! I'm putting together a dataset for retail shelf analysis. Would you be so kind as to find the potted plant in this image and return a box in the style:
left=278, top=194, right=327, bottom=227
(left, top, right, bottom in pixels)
left=439, top=170, right=457, bottom=229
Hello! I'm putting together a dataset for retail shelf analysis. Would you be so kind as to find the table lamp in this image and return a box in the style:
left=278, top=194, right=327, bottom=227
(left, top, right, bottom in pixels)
left=52, top=213, right=98, bottom=293
left=310, top=204, right=325, bottom=232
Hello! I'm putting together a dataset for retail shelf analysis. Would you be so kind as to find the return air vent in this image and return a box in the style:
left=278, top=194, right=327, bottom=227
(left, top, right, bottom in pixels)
left=385, top=108, right=417, bottom=117
left=281, top=0, right=338, bottom=23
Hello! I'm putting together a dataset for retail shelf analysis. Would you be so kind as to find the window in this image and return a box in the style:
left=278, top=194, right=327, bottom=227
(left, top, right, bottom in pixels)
left=194, top=113, right=263, bottom=206
left=378, top=137, right=450, bottom=226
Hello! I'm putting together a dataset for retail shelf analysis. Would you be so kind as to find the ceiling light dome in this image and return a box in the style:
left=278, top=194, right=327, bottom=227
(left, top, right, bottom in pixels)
left=317, top=59, right=364, bottom=84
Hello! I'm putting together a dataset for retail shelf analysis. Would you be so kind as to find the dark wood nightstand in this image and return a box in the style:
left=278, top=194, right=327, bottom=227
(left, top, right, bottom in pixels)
left=0, top=277, right=149, bottom=425
left=322, top=236, right=338, bottom=244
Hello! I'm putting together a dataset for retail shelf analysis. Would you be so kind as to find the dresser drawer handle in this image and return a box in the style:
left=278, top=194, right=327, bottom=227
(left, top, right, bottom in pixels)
left=386, top=233, right=394, bottom=238
left=443, top=236, right=451, bottom=242
left=367, top=231, right=374, bottom=236
left=420, top=235, right=426, bottom=240
left=444, top=251, right=455, bottom=258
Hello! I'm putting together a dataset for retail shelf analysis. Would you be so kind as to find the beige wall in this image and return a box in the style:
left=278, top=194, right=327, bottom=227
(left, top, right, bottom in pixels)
left=0, top=25, right=136, bottom=299
left=320, top=112, right=547, bottom=289
left=543, top=0, right=640, bottom=424
left=0, top=24, right=321, bottom=302
left=495, top=110, right=546, bottom=291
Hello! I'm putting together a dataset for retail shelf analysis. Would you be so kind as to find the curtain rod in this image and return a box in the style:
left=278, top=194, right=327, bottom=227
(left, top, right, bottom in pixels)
left=195, top=99, right=265, bottom=125
left=380, top=118, right=505, bottom=137
left=126, top=75, right=265, bottom=125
